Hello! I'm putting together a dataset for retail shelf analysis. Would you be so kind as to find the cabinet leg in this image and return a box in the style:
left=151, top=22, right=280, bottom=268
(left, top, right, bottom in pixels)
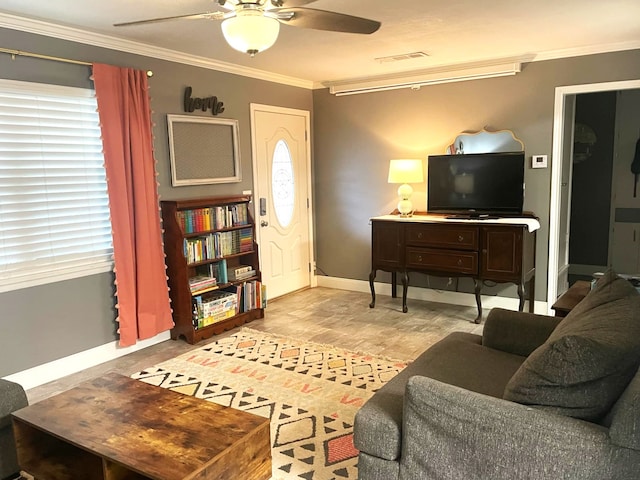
left=391, top=271, right=397, bottom=298
left=402, top=272, right=409, bottom=313
left=369, top=270, right=376, bottom=308
left=473, top=278, right=483, bottom=324
left=517, top=282, right=525, bottom=312
left=528, top=275, right=535, bottom=313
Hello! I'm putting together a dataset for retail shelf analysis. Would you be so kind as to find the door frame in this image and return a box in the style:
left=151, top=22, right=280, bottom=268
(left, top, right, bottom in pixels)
left=547, top=79, right=640, bottom=310
left=249, top=103, right=317, bottom=291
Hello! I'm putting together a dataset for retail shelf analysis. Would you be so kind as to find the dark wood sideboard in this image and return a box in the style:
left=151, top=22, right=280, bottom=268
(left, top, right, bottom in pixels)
left=368, top=215, right=537, bottom=323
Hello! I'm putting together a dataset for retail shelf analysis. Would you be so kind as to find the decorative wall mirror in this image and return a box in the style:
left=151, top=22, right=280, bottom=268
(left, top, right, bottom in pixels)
left=447, top=128, right=524, bottom=154
left=168, top=114, right=241, bottom=186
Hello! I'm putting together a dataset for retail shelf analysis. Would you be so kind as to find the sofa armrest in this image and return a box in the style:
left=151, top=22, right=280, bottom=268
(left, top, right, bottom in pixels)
left=0, top=379, right=28, bottom=429
left=482, top=308, right=562, bottom=357
left=400, top=376, right=637, bottom=480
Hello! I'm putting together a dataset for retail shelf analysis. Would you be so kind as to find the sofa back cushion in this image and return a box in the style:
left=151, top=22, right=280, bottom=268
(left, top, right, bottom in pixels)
left=504, top=270, right=640, bottom=421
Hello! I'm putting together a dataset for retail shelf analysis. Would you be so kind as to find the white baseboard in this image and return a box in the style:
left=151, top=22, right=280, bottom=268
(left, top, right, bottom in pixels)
left=316, top=275, right=548, bottom=314
left=2, top=331, right=171, bottom=391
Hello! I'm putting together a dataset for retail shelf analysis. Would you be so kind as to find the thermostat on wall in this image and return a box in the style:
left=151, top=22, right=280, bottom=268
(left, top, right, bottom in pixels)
left=532, top=154, right=548, bottom=169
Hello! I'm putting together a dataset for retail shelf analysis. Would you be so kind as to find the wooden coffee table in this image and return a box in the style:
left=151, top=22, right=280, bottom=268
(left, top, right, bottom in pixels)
left=11, top=372, right=271, bottom=480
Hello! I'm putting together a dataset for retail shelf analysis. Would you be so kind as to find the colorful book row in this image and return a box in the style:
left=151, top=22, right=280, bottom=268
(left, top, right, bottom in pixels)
left=183, top=228, right=253, bottom=264
left=177, top=203, right=249, bottom=234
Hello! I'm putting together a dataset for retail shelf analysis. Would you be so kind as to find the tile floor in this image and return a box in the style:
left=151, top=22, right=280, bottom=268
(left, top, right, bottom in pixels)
left=26, top=286, right=484, bottom=404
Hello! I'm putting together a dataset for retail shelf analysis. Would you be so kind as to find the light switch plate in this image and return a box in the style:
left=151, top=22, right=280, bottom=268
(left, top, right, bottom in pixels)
left=532, top=155, right=548, bottom=169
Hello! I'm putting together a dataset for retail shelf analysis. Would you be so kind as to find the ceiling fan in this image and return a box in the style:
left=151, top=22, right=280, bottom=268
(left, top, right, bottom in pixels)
left=114, top=0, right=381, bottom=57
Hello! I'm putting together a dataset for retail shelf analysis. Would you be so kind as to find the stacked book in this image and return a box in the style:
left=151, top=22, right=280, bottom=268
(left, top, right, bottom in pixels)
left=188, top=275, right=217, bottom=293
left=227, top=265, right=256, bottom=282
left=193, top=291, right=237, bottom=329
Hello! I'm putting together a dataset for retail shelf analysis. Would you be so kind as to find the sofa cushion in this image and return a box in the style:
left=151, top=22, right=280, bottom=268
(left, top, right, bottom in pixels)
left=504, top=270, right=640, bottom=421
left=606, top=366, right=640, bottom=450
left=354, top=332, right=526, bottom=461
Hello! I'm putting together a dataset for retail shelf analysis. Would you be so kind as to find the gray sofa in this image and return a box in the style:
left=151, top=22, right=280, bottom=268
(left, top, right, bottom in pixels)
left=354, top=270, right=640, bottom=480
left=0, top=379, right=28, bottom=480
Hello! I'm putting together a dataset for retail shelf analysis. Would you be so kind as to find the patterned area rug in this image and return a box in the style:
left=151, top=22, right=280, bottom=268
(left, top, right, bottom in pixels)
left=132, top=328, right=407, bottom=480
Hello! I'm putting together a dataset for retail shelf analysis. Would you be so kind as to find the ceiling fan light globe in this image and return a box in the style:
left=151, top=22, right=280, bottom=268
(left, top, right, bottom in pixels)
left=221, top=10, right=280, bottom=55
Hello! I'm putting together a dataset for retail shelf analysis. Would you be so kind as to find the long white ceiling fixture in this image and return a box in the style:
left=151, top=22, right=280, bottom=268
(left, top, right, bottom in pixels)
left=326, top=61, right=523, bottom=96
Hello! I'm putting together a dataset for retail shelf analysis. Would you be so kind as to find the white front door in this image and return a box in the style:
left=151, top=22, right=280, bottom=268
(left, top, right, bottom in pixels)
left=250, top=104, right=314, bottom=300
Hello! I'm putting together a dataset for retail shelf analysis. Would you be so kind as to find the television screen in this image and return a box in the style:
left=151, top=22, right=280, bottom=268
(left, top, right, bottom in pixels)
left=427, top=151, right=525, bottom=217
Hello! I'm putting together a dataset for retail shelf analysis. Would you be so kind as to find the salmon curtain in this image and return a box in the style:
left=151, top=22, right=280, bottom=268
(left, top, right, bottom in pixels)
left=92, top=63, right=173, bottom=347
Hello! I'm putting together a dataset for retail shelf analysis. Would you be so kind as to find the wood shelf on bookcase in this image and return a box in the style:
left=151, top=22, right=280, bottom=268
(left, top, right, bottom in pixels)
left=161, top=195, right=265, bottom=344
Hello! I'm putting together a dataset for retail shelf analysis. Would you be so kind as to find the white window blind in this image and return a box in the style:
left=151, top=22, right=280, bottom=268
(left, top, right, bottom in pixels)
left=0, top=79, right=113, bottom=293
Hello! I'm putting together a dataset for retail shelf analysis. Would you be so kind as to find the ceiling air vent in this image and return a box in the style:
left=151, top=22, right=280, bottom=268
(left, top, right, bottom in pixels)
left=375, top=51, right=429, bottom=63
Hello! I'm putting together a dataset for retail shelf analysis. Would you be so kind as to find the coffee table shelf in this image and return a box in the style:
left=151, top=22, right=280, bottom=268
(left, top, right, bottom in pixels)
left=12, top=373, right=271, bottom=480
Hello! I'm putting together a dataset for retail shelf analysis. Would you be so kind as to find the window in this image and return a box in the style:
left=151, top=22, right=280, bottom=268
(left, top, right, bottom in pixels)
left=0, top=79, right=113, bottom=293
left=271, top=139, right=295, bottom=228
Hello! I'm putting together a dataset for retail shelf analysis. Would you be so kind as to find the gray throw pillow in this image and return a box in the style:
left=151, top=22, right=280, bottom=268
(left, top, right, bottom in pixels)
left=504, top=270, right=640, bottom=421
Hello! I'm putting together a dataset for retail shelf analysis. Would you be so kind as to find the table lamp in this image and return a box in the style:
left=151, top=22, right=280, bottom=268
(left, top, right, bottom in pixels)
left=388, top=159, right=424, bottom=217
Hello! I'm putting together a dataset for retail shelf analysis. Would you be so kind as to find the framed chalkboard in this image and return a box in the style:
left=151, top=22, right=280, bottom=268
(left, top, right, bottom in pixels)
left=167, top=114, right=241, bottom=186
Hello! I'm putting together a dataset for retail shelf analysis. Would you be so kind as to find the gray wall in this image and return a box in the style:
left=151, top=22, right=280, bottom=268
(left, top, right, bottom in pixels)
left=0, top=27, right=312, bottom=377
left=1, top=24, right=639, bottom=377
left=312, top=50, right=640, bottom=298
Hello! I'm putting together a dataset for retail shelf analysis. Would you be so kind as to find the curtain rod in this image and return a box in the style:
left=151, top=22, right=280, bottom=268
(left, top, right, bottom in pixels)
left=0, top=47, right=91, bottom=66
left=0, top=47, right=153, bottom=76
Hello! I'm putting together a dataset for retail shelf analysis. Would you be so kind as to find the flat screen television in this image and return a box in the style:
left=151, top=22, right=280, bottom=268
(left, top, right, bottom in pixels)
left=427, top=151, right=525, bottom=218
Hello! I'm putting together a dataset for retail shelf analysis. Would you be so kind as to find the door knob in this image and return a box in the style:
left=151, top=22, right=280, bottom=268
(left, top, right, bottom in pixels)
left=260, top=220, right=269, bottom=227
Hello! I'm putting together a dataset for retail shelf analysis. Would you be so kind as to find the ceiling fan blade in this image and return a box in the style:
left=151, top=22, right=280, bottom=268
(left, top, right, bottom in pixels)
left=274, top=8, right=380, bottom=34
left=269, top=0, right=316, bottom=7
left=114, top=12, right=224, bottom=27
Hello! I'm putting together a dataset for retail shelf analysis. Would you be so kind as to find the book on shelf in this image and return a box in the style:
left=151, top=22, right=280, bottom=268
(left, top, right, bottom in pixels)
left=228, top=266, right=256, bottom=281
left=177, top=203, right=250, bottom=234
left=228, top=264, right=252, bottom=275
left=218, top=259, right=228, bottom=283
left=189, top=275, right=217, bottom=293
left=261, top=283, right=267, bottom=309
left=221, top=279, right=265, bottom=314
left=192, top=290, right=237, bottom=329
left=182, top=228, right=254, bottom=264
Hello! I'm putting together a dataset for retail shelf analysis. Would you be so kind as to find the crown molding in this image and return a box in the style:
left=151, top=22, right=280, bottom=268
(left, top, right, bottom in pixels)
left=531, top=39, right=640, bottom=63
left=0, top=12, right=314, bottom=90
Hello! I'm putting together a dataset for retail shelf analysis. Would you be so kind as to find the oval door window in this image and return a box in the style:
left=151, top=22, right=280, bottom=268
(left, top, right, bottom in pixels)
left=271, top=139, right=295, bottom=228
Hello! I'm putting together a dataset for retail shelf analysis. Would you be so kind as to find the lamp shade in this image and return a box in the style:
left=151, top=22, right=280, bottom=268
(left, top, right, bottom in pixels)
left=387, top=159, right=424, bottom=184
left=221, top=10, right=280, bottom=56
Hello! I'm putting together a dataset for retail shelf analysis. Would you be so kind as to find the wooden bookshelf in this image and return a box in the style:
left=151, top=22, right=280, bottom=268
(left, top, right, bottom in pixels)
left=161, top=195, right=265, bottom=344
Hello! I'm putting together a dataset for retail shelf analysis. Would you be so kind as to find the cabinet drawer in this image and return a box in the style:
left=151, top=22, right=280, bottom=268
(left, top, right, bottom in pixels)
left=406, top=224, right=478, bottom=250
left=406, top=247, right=478, bottom=275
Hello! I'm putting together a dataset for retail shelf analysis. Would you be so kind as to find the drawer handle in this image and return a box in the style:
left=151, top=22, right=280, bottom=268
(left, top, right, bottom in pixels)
left=417, top=232, right=423, bottom=239
left=458, top=235, right=464, bottom=242
left=417, top=255, right=423, bottom=262
left=457, top=259, right=463, bottom=266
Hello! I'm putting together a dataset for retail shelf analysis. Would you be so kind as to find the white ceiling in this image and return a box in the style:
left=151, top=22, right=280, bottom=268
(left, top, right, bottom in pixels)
left=1, top=0, right=639, bottom=88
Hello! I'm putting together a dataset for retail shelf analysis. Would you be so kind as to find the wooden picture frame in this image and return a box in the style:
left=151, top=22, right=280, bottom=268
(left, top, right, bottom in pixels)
left=167, top=114, right=241, bottom=186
